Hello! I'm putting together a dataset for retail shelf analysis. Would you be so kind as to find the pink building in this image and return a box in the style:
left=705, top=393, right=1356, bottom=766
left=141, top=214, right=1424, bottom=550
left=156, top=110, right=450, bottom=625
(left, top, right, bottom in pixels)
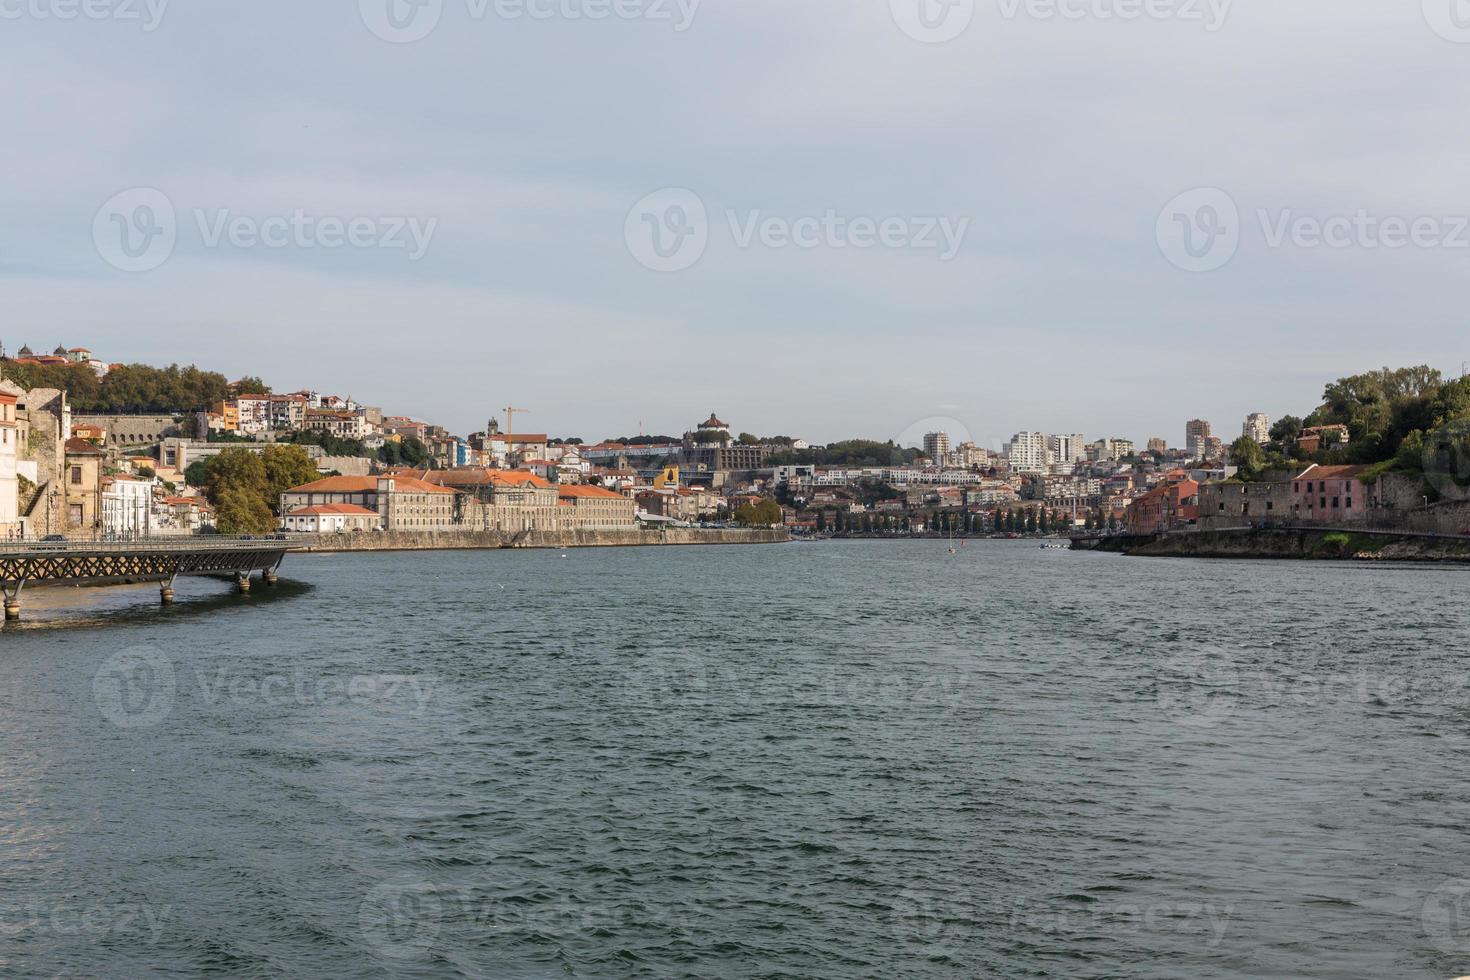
left=1290, top=464, right=1372, bottom=523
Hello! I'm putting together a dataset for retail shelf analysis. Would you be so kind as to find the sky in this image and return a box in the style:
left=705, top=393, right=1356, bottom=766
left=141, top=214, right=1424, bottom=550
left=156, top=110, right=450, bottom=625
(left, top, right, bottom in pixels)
left=3, top=0, right=1468, bottom=452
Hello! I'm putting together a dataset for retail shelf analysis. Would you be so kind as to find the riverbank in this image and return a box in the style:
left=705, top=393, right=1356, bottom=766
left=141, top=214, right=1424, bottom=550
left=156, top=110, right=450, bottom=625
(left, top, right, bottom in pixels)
left=1073, top=528, right=1470, bottom=563
left=293, top=527, right=790, bottom=553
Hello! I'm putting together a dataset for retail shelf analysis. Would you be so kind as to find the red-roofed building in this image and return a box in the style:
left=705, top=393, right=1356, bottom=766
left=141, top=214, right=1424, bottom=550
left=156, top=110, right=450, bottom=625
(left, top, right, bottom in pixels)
left=1126, top=477, right=1199, bottom=534
left=283, top=503, right=382, bottom=534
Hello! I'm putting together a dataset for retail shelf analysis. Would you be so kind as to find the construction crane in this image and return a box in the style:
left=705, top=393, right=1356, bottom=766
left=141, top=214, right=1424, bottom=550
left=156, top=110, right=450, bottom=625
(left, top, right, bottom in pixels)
left=503, top=406, right=530, bottom=437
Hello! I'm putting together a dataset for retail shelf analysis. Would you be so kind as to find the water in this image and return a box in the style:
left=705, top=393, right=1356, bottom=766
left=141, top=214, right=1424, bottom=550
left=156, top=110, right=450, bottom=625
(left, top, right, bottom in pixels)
left=3, top=540, right=1470, bottom=978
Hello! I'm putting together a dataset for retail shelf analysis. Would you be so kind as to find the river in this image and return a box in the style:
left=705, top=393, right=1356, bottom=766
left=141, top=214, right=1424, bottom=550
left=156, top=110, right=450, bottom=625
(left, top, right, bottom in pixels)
left=2, top=541, right=1468, bottom=978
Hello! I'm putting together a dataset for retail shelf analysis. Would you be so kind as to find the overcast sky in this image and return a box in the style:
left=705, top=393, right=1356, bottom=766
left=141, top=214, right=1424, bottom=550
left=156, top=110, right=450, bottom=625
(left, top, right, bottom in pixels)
left=3, top=0, right=1467, bottom=449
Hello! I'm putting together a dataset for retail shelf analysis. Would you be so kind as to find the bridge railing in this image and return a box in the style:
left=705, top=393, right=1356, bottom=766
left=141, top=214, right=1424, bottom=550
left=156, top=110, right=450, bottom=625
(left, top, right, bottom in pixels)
left=0, top=535, right=298, bottom=555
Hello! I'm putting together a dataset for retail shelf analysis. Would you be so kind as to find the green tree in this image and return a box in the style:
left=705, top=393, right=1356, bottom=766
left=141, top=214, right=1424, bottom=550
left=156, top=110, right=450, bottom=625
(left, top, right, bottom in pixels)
left=232, top=376, right=272, bottom=395
left=214, top=485, right=275, bottom=534
left=735, top=499, right=782, bottom=526
left=1230, top=435, right=1265, bottom=478
left=200, top=448, right=277, bottom=533
left=261, top=445, right=320, bottom=515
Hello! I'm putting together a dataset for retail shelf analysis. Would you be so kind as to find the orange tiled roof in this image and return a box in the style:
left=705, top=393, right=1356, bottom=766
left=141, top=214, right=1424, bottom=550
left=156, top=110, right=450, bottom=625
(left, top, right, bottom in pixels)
left=289, top=503, right=380, bottom=517
left=286, top=475, right=455, bottom=495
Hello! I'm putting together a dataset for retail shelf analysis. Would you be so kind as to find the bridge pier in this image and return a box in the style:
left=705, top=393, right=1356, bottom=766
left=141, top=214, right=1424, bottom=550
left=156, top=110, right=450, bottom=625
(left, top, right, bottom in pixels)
left=235, top=572, right=252, bottom=594
left=3, top=580, right=24, bottom=621
left=161, top=573, right=178, bottom=606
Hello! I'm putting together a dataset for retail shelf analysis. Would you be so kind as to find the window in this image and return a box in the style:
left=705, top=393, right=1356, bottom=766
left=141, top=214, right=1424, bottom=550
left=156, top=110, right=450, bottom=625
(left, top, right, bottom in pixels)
left=70, top=466, right=82, bottom=485
left=1320, top=497, right=1327, bottom=509
left=1332, top=497, right=1340, bottom=508
left=1346, top=498, right=1352, bottom=509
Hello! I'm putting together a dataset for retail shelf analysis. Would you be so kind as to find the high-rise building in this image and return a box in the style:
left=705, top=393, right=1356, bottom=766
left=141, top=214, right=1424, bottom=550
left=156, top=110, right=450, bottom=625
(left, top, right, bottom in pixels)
left=1186, top=419, right=1212, bottom=460
left=923, top=431, right=952, bottom=464
left=1007, top=431, right=1050, bottom=473
left=1243, top=413, right=1270, bottom=444
left=1048, top=433, right=1087, bottom=464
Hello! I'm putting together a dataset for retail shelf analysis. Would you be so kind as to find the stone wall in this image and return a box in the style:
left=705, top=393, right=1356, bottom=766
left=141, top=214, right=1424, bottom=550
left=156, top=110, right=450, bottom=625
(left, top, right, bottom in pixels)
left=293, top=527, right=789, bottom=553
left=74, top=414, right=184, bottom=450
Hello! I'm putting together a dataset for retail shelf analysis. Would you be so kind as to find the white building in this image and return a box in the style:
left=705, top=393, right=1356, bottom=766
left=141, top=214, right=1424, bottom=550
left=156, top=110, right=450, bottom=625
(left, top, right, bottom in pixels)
left=0, top=385, right=20, bottom=538
left=1048, top=433, right=1087, bottom=464
left=1007, top=432, right=1051, bottom=473
left=923, top=431, right=952, bottom=463
left=101, top=475, right=156, bottom=535
left=1243, top=413, right=1270, bottom=444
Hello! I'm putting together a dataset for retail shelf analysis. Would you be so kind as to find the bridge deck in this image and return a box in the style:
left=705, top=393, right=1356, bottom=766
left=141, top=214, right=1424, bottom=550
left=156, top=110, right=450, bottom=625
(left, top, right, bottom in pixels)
left=0, top=538, right=301, bottom=586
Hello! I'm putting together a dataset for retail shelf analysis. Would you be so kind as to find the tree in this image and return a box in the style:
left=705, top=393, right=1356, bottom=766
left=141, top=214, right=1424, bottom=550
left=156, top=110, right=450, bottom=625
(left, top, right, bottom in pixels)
left=184, top=460, right=211, bottom=489
left=232, top=376, right=272, bottom=395
left=200, top=448, right=278, bottom=533
left=261, top=445, right=320, bottom=515
left=816, top=510, right=827, bottom=532
left=1230, top=435, right=1265, bottom=478
left=734, top=499, right=782, bottom=526
left=214, top=485, right=275, bottom=535
left=1269, top=415, right=1304, bottom=446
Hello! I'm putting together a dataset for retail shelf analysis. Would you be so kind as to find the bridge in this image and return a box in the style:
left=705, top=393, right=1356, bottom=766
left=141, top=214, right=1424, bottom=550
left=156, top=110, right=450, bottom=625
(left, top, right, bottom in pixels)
left=0, top=537, right=302, bottom=620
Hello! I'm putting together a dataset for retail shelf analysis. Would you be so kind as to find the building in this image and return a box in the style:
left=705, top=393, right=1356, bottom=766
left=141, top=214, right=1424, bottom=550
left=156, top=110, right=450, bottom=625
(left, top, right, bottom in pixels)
left=1048, top=433, right=1087, bottom=464
left=557, top=485, right=637, bottom=529
left=1126, top=476, right=1200, bottom=534
left=1243, top=413, right=1271, bottom=444
left=101, top=475, right=156, bottom=536
left=1186, top=419, right=1212, bottom=460
left=0, top=388, right=18, bottom=538
left=1147, top=437, right=1168, bottom=455
left=1007, top=432, right=1050, bottom=473
left=1291, top=464, right=1372, bottom=522
left=1298, top=424, right=1351, bottom=455
left=282, top=503, right=381, bottom=533
left=923, top=432, right=952, bottom=464
left=63, top=437, right=106, bottom=533
left=279, top=475, right=460, bottom=531
left=303, top=408, right=372, bottom=441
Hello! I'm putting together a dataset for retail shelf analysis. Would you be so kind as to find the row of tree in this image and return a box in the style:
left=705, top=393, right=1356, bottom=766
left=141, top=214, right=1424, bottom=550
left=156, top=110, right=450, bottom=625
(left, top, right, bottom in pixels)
left=1230, top=365, right=1470, bottom=481
left=0, top=361, right=238, bottom=414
